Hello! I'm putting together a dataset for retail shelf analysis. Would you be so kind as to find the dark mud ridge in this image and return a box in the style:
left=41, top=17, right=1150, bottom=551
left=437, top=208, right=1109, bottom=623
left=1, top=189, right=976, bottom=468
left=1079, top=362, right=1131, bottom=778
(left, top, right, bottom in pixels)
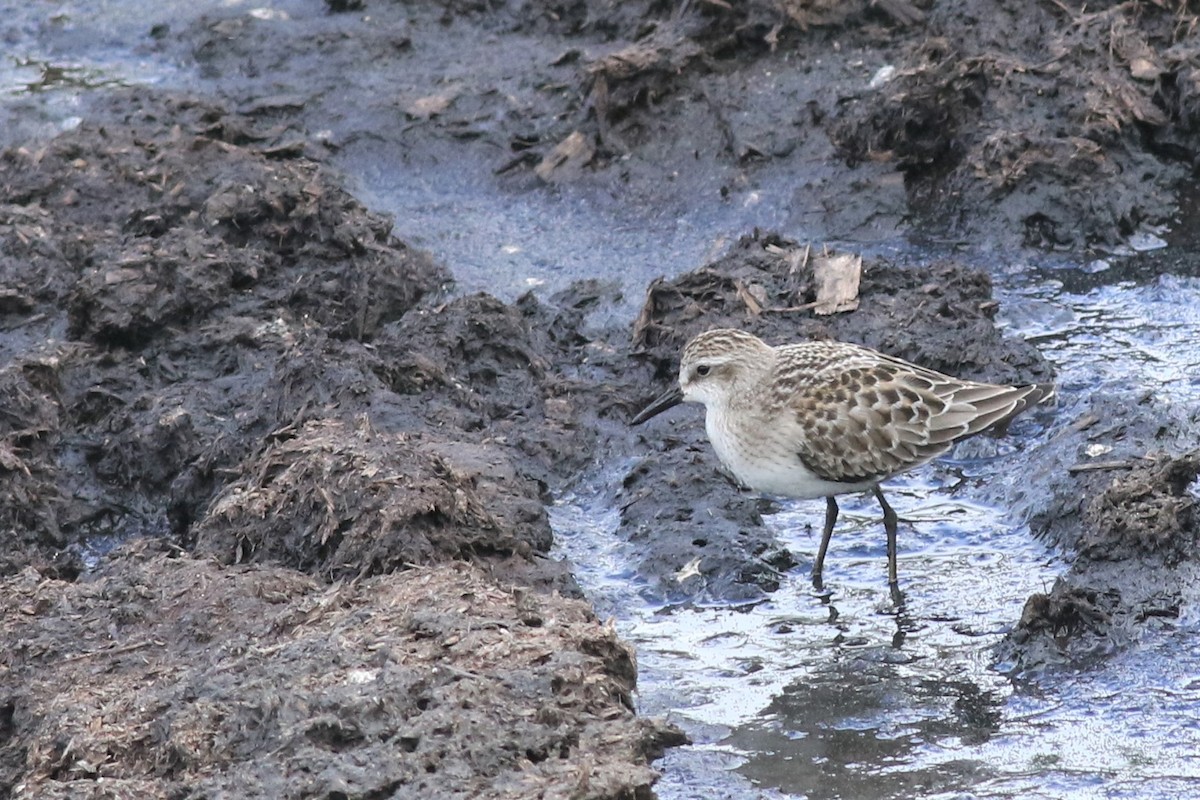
left=159, top=0, right=1198, bottom=249
left=0, top=91, right=688, bottom=798
left=998, top=420, right=1200, bottom=672
left=2, top=66, right=1199, bottom=798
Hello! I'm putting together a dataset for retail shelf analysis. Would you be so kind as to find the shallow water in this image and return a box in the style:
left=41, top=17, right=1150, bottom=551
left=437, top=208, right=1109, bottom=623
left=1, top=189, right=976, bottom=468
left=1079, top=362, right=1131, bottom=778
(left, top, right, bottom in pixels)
left=7, top=5, right=1200, bottom=798
left=553, top=451, right=1067, bottom=799
left=553, top=266, right=1200, bottom=800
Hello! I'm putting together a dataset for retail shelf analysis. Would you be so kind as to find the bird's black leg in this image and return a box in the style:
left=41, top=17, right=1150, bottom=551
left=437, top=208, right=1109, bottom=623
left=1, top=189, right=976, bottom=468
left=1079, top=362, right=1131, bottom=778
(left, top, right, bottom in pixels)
left=873, top=485, right=903, bottom=603
left=813, top=496, right=838, bottom=588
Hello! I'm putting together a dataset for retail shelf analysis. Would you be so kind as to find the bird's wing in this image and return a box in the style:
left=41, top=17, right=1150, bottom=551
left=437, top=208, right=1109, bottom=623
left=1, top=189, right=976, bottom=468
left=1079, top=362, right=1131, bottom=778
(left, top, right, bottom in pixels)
left=778, top=347, right=1049, bottom=484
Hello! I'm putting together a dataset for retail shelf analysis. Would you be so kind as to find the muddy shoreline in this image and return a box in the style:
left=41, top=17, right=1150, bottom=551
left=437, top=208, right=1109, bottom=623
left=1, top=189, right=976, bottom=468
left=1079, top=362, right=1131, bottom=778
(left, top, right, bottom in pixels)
left=3, top=1, right=1199, bottom=797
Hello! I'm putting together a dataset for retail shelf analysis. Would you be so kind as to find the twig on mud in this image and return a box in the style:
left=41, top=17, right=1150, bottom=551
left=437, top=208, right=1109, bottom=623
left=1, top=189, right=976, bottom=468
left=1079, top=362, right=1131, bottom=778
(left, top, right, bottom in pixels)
left=733, top=280, right=764, bottom=315
left=761, top=302, right=820, bottom=313
left=1067, top=459, right=1139, bottom=474
left=1047, top=413, right=1100, bottom=447
left=1044, top=0, right=1076, bottom=18
left=61, top=639, right=163, bottom=663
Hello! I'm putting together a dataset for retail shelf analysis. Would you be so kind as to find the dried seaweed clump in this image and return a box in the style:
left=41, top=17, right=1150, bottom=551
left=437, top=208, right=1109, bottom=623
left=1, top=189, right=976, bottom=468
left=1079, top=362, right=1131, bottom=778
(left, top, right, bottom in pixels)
left=192, top=417, right=552, bottom=578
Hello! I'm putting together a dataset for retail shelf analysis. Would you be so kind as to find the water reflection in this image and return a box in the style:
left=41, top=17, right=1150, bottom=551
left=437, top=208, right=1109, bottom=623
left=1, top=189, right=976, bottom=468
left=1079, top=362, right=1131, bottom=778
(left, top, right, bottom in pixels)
left=727, top=615, right=1006, bottom=797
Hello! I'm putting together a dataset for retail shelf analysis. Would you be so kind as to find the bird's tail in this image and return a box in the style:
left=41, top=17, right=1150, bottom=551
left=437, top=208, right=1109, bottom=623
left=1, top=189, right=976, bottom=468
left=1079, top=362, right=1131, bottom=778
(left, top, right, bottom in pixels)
left=971, top=381, right=1055, bottom=438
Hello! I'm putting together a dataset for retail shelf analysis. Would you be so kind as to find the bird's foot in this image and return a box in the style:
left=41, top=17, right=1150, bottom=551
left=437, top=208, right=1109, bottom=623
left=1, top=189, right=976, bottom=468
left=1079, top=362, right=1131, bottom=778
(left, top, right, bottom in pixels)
left=810, top=569, right=834, bottom=602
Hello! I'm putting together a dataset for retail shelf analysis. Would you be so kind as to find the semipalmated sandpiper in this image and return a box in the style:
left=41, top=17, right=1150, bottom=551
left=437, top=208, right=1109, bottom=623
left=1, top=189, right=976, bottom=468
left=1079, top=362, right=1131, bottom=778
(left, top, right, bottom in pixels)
left=631, top=328, right=1054, bottom=597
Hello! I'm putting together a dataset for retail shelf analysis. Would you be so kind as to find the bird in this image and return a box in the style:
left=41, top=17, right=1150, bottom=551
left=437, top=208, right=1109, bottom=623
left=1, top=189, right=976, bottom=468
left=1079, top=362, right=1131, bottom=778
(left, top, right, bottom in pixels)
left=630, top=328, right=1054, bottom=598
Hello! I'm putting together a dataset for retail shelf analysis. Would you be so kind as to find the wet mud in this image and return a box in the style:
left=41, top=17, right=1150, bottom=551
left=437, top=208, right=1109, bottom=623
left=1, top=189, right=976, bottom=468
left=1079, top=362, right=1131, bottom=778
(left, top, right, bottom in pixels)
left=2, top=541, right=678, bottom=799
left=3, top=0, right=1200, bottom=796
left=0, top=91, right=687, bottom=797
left=104, top=0, right=1196, bottom=252
left=999, top=409, right=1200, bottom=671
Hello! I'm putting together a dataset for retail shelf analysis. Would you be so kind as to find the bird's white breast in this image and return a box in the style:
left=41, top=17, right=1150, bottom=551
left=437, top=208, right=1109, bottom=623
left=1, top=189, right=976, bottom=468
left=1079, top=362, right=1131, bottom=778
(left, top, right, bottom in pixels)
left=704, top=405, right=870, bottom=499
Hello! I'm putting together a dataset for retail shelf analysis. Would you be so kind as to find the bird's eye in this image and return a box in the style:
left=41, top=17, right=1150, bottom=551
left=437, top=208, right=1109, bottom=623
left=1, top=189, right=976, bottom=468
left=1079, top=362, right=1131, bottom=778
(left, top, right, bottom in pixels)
left=695, top=365, right=711, bottom=377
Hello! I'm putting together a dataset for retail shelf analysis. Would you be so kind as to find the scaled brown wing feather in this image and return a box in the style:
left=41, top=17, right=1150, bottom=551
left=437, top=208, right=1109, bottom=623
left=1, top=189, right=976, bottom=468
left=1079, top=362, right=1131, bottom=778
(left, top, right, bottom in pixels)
left=791, top=367, right=952, bottom=482
left=790, top=357, right=1049, bottom=484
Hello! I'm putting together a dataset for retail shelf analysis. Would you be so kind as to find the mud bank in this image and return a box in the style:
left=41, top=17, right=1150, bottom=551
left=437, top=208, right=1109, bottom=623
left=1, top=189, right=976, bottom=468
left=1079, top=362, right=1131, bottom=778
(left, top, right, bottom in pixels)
left=0, top=85, right=1071, bottom=797
left=3, top=81, right=1197, bottom=797
left=4, top=0, right=1200, bottom=795
left=0, top=91, right=683, bottom=798
left=999, top=402, right=1200, bottom=672
left=159, top=0, right=1198, bottom=251
left=3, top=545, right=677, bottom=799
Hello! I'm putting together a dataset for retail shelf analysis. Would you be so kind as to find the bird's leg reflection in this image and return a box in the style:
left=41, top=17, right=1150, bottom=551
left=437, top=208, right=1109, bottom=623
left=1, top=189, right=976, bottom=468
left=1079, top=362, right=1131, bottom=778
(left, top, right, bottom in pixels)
left=890, top=591, right=921, bottom=649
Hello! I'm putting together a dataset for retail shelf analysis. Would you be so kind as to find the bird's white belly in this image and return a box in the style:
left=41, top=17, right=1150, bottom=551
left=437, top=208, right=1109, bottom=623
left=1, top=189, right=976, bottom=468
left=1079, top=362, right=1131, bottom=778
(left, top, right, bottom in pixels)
left=705, top=410, right=874, bottom=499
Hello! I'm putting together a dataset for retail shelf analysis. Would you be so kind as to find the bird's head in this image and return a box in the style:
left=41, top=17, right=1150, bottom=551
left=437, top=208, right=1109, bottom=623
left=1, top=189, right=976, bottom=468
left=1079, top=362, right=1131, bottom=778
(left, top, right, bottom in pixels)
left=631, top=328, right=773, bottom=424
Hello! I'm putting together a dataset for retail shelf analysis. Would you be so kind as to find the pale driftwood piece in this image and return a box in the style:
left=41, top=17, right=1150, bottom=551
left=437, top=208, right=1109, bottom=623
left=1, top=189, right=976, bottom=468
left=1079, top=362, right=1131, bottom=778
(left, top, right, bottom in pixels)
left=1067, top=459, right=1138, bottom=474
left=812, top=251, right=862, bottom=315
left=535, top=131, right=594, bottom=183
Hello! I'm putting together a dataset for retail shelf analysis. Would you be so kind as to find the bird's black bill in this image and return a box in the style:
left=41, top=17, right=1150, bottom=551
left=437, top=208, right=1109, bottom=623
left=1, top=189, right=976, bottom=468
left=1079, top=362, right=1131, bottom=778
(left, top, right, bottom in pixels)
left=630, top=385, right=683, bottom=425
